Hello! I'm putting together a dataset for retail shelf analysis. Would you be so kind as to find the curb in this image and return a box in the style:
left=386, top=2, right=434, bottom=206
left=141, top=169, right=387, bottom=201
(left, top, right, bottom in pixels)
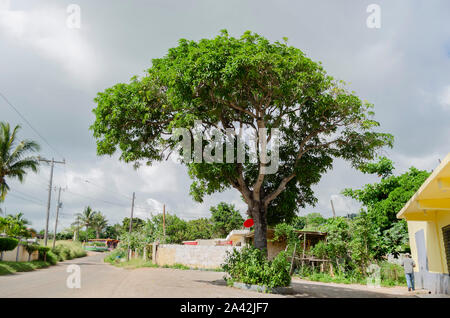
left=232, top=282, right=294, bottom=295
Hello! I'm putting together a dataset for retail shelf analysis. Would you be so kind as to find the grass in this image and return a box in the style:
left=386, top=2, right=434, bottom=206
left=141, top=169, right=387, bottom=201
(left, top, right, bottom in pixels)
left=294, top=262, right=407, bottom=288
left=0, top=260, right=51, bottom=276
left=43, top=240, right=87, bottom=261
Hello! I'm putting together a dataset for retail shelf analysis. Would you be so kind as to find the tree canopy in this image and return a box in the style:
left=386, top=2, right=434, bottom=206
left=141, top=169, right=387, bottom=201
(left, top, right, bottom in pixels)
left=210, top=202, right=244, bottom=238
left=343, top=158, right=430, bottom=257
left=91, top=31, right=393, bottom=250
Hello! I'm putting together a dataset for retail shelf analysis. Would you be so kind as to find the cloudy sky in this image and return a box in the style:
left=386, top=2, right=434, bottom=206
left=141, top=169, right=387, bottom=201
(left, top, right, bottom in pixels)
left=1, top=0, right=449, bottom=232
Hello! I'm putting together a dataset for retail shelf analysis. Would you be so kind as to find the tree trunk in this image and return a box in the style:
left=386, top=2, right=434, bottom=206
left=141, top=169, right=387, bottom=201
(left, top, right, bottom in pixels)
left=96, top=230, right=99, bottom=239
left=251, top=203, right=267, bottom=252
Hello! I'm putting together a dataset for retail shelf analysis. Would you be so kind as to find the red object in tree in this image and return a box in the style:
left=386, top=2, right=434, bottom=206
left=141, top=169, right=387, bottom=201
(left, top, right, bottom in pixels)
left=243, top=218, right=254, bottom=228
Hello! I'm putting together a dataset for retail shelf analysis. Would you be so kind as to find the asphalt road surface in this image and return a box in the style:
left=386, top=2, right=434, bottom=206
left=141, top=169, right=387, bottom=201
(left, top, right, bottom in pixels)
left=0, top=253, right=412, bottom=298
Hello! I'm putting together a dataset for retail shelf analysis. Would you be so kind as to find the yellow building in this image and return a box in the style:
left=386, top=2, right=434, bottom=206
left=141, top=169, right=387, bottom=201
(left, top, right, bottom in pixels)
left=397, top=153, right=450, bottom=294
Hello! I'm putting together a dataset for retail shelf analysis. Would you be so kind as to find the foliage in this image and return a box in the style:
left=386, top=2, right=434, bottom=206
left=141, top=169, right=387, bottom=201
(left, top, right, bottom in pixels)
left=105, top=224, right=122, bottom=239
left=221, top=246, right=291, bottom=288
left=51, top=241, right=86, bottom=261
left=0, top=213, right=32, bottom=237
left=343, top=161, right=430, bottom=258
left=104, top=248, right=127, bottom=264
left=74, top=206, right=96, bottom=239
left=0, top=260, right=51, bottom=276
left=290, top=216, right=306, bottom=230
left=358, top=156, right=394, bottom=179
left=348, top=212, right=376, bottom=274
left=378, top=261, right=406, bottom=286
left=87, top=241, right=107, bottom=247
left=317, top=217, right=351, bottom=263
left=210, top=202, right=244, bottom=238
left=24, top=243, right=39, bottom=253
left=0, top=122, right=40, bottom=202
left=272, top=223, right=301, bottom=252
left=185, top=218, right=213, bottom=240
left=121, top=217, right=145, bottom=233
left=91, top=30, right=392, bottom=250
left=0, top=237, right=19, bottom=252
left=304, top=213, right=327, bottom=231
left=294, top=260, right=406, bottom=287
left=382, top=220, right=410, bottom=256
left=92, top=212, right=108, bottom=239
left=37, top=246, right=58, bottom=265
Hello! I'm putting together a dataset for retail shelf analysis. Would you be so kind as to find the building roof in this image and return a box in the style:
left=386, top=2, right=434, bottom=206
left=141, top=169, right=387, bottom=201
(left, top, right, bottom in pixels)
left=397, top=152, right=450, bottom=220
left=244, top=228, right=327, bottom=239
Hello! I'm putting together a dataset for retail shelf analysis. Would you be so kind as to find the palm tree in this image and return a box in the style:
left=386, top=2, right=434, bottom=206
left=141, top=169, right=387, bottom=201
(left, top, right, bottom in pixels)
left=0, top=122, right=40, bottom=201
left=75, top=206, right=96, bottom=241
left=92, top=212, right=108, bottom=239
left=70, top=219, right=83, bottom=241
left=1, top=212, right=30, bottom=237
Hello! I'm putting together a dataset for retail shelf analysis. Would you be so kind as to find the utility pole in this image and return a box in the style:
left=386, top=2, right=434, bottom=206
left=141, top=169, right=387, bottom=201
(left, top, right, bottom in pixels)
left=38, top=157, right=65, bottom=246
left=163, top=204, right=166, bottom=238
left=52, top=187, right=63, bottom=249
left=330, top=199, right=336, bottom=218
left=127, top=192, right=135, bottom=261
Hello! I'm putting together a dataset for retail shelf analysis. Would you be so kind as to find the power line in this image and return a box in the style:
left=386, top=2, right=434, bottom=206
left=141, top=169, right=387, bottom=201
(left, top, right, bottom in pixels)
left=11, top=189, right=45, bottom=205
left=65, top=190, right=129, bottom=208
left=83, top=179, right=132, bottom=200
left=0, top=91, right=65, bottom=159
left=8, top=193, right=46, bottom=207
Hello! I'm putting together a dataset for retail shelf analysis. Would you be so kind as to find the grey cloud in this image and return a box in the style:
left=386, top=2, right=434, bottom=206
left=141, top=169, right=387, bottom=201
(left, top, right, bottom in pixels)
left=1, top=0, right=449, bottom=230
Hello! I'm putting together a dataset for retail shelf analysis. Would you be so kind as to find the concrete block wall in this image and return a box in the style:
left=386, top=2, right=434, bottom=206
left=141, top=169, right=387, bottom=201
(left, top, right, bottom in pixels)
left=156, top=244, right=242, bottom=269
left=1, top=244, right=39, bottom=262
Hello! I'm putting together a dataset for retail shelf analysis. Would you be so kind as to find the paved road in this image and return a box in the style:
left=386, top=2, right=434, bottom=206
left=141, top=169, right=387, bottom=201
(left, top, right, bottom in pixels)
left=0, top=254, right=411, bottom=298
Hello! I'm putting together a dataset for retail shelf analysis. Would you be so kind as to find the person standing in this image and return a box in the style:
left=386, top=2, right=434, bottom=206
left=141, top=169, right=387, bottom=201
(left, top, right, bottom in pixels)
left=401, top=254, right=416, bottom=292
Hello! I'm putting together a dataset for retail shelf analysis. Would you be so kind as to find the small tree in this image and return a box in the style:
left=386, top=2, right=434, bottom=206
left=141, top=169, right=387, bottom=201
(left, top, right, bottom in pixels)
left=343, top=158, right=430, bottom=258
left=92, top=212, right=108, bottom=239
left=210, top=202, right=244, bottom=238
left=0, top=237, right=19, bottom=260
left=24, top=243, right=39, bottom=261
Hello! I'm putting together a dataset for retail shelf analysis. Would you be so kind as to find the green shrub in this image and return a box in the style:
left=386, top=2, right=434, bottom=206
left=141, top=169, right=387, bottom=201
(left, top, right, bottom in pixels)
left=0, top=237, right=19, bottom=252
left=37, top=248, right=58, bottom=265
left=379, top=261, right=406, bottom=286
left=50, top=241, right=87, bottom=261
left=104, top=249, right=126, bottom=263
left=221, top=246, right=291, bottom=288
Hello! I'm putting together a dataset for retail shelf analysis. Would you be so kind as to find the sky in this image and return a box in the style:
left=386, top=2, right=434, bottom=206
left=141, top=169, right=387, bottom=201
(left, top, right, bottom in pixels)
left=0, top=0, right=449, bottom=232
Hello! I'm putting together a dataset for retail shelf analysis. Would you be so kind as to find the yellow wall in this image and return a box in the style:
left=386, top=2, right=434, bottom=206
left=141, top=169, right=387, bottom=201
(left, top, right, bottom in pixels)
left=407, top=211, right=449, bottom=275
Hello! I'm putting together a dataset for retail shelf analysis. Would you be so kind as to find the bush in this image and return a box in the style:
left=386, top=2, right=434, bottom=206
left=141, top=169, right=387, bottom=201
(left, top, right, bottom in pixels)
left=221, top=246, right=291, bottom=288
left=379, top=261, right=406, bottom=286
left=52, top=241, right=87, bottom=261
left=87, top=242, right=106, bottom=247
left=104, top=249, right=126, bottom=264
left=0, top=237, right=19, bottom=252
left=37, top=247, right=58, bottom=265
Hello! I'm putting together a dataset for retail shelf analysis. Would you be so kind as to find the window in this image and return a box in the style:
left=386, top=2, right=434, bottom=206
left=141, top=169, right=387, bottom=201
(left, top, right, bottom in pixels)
left=442, top=225, right=450, bottom=274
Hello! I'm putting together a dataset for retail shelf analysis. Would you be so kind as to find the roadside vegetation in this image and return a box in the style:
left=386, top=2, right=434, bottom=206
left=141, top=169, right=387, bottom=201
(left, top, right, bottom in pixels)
left=269, top=158, right=426, bottom=288
left=222, top=246, right=291, bottom=288
left=0, top=260, right=51, bottom=275
left=0, top=239, right=87, bottom=275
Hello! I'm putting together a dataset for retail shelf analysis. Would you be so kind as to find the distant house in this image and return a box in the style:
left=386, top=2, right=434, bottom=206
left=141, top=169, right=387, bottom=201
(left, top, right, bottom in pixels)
left=397, top=153, right=450, bottom=294
left=244, top=228, right=327, bottom=261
